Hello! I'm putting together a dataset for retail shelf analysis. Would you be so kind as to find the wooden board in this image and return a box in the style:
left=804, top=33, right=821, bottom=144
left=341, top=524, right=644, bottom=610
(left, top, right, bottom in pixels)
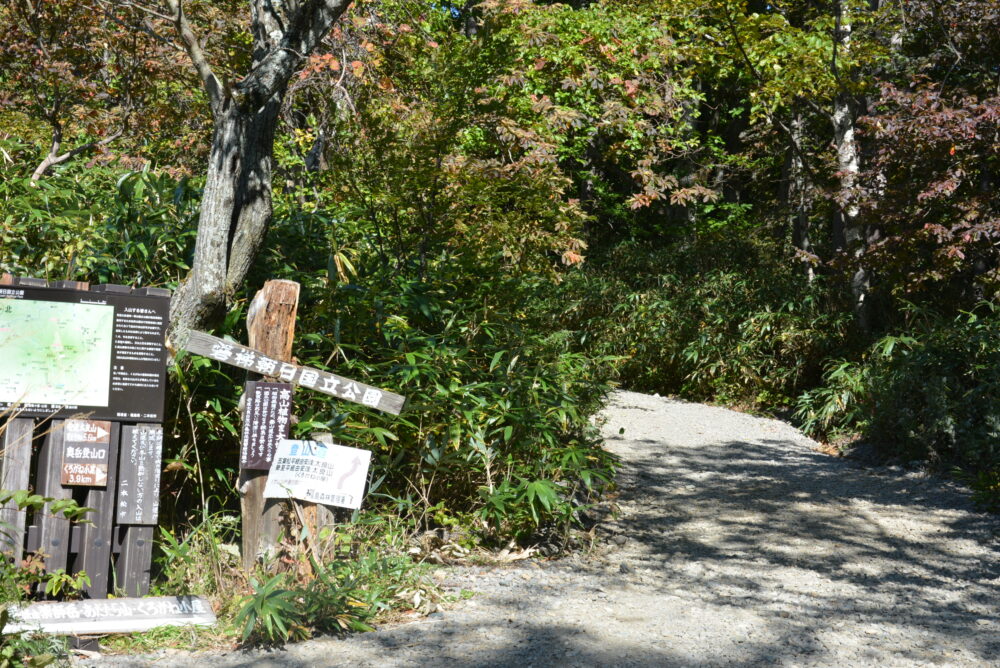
left=72, top=422, right=120, bottom=598
left=34, top=421, right=73, bottom=574
left=116, top=425, right=163, bottom=525
left=184, top=330, right=407, bottom=415
left=5, top=595, right=216, bottom=634
left=0, top=418, right=34, bottom=562
left=61, top=419, right=113, bottom=487
left=114, top=525, right=154, bottom=597
left=240, top=381, right=292, bottom=470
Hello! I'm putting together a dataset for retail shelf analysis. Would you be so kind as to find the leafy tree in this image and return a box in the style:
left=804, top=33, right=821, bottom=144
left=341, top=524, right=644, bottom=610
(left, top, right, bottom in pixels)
left=0, top=1, right=166, bottom=180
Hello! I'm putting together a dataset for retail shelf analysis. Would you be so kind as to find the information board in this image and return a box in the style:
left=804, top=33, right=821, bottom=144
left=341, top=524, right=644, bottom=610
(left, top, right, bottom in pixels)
left=0, top=285, right=169, bottom=420
left=263, top=439, right=372, bottom=509
left=116, top=425, right=163, bottom=525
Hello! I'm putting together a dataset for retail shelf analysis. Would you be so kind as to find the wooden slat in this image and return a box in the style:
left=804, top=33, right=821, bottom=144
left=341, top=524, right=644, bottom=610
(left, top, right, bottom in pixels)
left=34, top=421, right=72, bottom=575
left=50, top=280, right=89, bottom=291
left=1, top=418, right=35, bottom=563
left=89, top=283, right=131, bottom=294
left=114, top=525, right=155, bottom=597
left=12, top=277, right=48, bottom=287
left=72, top=423, right=121, bottom=598
left=184, top=330, right=407, bottom=415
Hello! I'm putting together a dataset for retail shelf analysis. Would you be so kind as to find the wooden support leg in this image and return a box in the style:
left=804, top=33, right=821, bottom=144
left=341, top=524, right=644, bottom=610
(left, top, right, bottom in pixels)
left=73, top=423, right=121, bottom=598
left=35, top=421, right=72, bottom=575
left=114, top=525, right=154, bottom=597
left=1, top=418, right=35, bottom=563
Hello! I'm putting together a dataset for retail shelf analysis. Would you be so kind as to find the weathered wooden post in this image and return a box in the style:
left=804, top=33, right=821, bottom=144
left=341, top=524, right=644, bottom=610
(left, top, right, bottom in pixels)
left=240, top=280, right=300, bottom=571
left=0, top=416, right=34, bottom=562
left=183, top=308, right=407, bottom=574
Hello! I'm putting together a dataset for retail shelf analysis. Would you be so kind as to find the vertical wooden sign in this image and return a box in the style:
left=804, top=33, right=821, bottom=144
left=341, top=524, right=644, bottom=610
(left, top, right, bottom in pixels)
left=240, top=382, right=292, bottom=470
left=114, top=424, right=163, bottom=597
left=0, top=418, right=34, bottom=563
left=117, top=425, right=163, bottom=525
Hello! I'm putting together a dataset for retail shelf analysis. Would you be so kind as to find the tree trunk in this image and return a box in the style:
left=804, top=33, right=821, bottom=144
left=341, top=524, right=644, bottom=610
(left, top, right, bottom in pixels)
left=786, top=114, right=815, bottom=282
left=165, top=0, right=353, bottom=347
left=169, top=97, right=281, bottom=342
left=831, top=1, right=870, bottom=330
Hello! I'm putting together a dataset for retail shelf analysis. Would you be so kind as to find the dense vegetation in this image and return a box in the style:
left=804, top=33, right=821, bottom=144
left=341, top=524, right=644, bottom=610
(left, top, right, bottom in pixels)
left=1, top=0, right=998, bottom=650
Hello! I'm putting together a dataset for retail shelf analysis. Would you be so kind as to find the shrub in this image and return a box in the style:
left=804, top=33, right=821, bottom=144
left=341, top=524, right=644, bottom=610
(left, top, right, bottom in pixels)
left=866, top=305, right=1000, bottom=471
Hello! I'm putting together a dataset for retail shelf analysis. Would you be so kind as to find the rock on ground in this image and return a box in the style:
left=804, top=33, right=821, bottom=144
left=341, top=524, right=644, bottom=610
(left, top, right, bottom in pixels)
left=75, top=391, right=1000, bottom=667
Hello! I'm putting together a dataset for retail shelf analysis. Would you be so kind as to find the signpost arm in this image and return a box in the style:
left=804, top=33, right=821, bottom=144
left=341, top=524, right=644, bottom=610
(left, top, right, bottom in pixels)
left=241, top=280, right=300, bottom=572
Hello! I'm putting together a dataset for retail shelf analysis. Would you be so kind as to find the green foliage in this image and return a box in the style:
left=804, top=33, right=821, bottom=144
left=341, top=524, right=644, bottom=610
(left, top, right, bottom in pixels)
left=267, top=271, right=617, bottom=541
left=0, top=159, right=198, bottom=287
left=0, top=608, right=59, bottom=668
left=545, top=235, right=851, bottom=409
left=865, top=306, right=1000, bottom=471
left=0, top=489, right=89, bottom=667
left=234, top=574, right=302, bottom=645
left=233, top=549, right=431, bottom=647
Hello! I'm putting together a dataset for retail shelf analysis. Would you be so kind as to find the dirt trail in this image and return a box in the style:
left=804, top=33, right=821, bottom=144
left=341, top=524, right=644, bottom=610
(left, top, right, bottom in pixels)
left=79, top=391, right=1000, bottom=667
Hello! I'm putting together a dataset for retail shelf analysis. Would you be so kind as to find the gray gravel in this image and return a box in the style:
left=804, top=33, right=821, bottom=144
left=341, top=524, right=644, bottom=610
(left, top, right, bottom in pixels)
left=76, top=391, right=1000, bottom=667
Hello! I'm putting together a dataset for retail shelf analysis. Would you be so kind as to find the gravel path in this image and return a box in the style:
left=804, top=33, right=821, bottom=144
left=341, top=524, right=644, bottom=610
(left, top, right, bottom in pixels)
left=79, top=391, right=1000, bottom=667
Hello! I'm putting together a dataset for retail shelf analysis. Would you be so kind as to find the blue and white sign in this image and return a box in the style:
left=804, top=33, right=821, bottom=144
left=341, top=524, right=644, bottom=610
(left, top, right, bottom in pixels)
left=262, top=439, right=372, bottom=509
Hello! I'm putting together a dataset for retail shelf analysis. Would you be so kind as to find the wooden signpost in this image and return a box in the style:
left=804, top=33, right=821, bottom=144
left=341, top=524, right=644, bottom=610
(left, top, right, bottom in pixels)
left=0, top=275, right=169, bottom=599
left=180, top=279, right=407, bottom=568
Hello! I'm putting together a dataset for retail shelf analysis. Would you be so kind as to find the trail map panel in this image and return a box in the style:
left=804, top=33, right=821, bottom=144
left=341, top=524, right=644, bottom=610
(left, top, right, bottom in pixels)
left=0, top=300, right=113, bottom=407
left=0, top=285, right=170, bottom=420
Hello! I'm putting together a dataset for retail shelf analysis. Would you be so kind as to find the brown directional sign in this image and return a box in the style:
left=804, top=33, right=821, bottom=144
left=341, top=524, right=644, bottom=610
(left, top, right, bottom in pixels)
left=183, top=330, right=407, bottom=415
left=61, top=419, right=112, bottom=486
left=241, top=381, right=292, bottom=470
left=116, top=425, right=163, bottom=525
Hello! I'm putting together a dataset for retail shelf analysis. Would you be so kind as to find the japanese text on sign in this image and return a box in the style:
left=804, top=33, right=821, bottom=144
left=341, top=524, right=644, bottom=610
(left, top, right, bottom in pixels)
left=183, top=331, right=406, bottom=415
left=240, top=381, right=292, bottom=470
left=117, top=425, right=162, bottom=525
left=263, top=440, right=372, bottom=510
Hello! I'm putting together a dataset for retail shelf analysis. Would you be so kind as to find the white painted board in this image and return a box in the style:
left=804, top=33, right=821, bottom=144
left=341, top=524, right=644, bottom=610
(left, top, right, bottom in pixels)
left=262, top=439, right=371, bottom=509
left=5, top=595, right=216, bottom=634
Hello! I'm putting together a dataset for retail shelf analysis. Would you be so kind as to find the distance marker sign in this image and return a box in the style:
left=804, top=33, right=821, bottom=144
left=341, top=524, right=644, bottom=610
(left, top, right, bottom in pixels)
left=262, top=440, right=372, bottom=510
left=61, top=419, right=112, bottom=486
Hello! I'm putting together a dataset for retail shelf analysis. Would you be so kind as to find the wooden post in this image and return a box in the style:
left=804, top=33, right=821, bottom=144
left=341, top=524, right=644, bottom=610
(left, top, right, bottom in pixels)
left=1, top=418, right=35, bottom=562
left=34, top=421, right=72, bottom=575
left=241, top=280, right=300, bottom=572
left=72, top=423, right=121, bottom=598
left=308, top=432, right=338, bottom=557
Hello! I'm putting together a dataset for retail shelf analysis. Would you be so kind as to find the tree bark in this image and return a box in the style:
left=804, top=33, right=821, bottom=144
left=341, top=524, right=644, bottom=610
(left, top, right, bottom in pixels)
left=831, top=1, right=870, bottom=330
left=167, top=0, right=353, bottom=346
left=786, top=114, right=815, bottom=282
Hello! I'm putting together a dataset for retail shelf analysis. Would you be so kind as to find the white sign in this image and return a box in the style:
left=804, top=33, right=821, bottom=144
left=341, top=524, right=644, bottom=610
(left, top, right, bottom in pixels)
left=263, top=439, right=372, bottom=509
left=5, top=595, right=216, bottom=634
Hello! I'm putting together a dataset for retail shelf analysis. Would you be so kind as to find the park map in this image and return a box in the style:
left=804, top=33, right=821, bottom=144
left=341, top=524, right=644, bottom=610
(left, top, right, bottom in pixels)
left=0, top=299, right=114, bottom=407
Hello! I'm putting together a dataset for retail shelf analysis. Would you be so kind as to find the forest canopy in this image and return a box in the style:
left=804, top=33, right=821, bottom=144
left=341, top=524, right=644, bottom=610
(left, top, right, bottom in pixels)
left=2, top=0, right=999, bottom=562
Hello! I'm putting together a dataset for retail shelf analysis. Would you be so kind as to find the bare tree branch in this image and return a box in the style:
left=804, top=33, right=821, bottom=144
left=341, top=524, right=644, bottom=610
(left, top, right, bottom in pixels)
left=163, top=0, right=224, bottom=114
